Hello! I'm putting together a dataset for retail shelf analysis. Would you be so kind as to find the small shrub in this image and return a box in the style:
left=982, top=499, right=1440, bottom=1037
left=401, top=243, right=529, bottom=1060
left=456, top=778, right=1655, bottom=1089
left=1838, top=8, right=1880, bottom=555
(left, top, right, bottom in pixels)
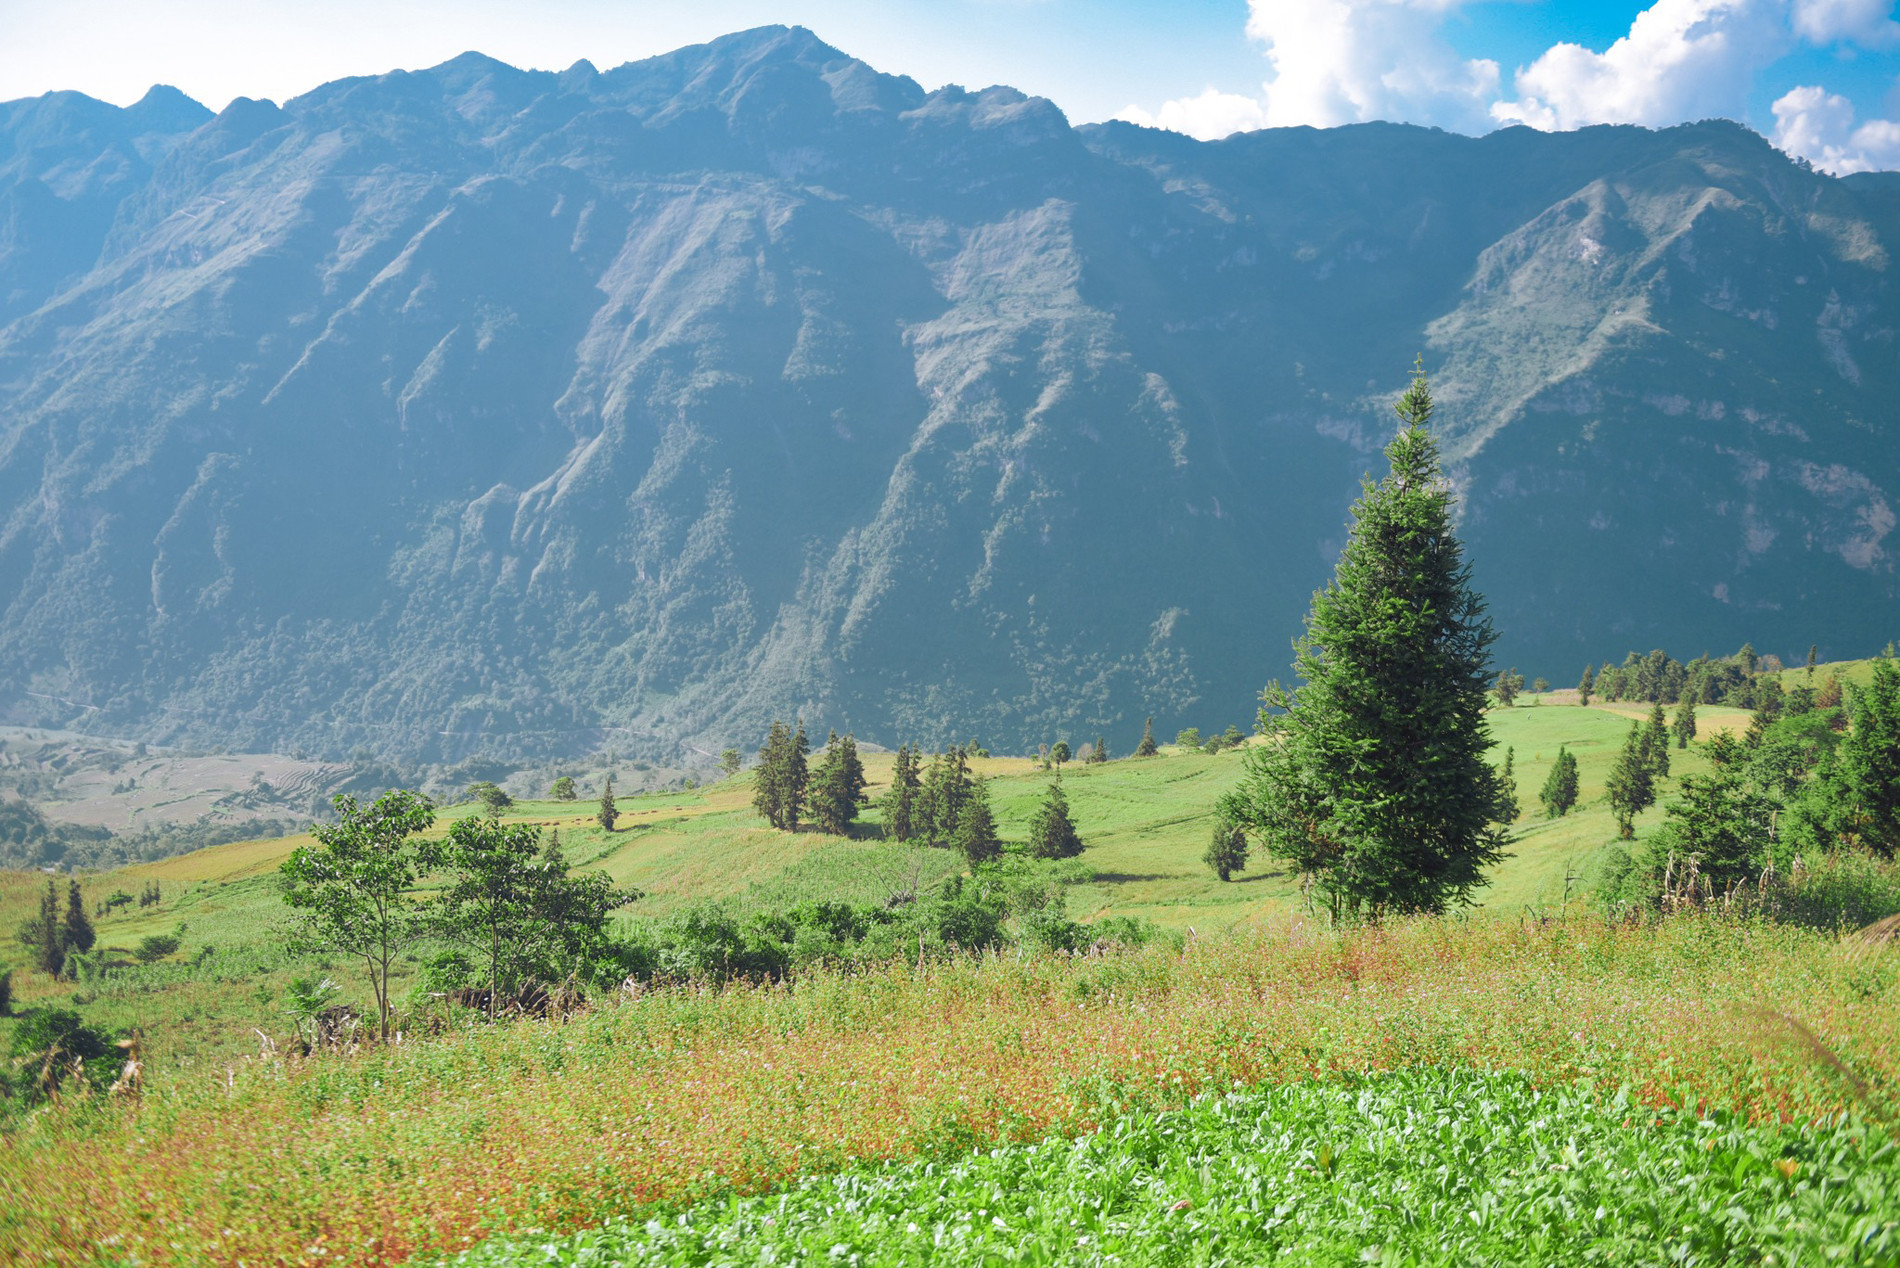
left=134, top=933, right=181, bottom=964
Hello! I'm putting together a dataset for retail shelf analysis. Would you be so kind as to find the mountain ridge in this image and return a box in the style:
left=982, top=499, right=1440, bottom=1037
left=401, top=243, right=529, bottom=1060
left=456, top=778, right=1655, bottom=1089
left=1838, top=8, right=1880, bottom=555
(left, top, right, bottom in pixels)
left=0, top=28, right=1893, bottom=768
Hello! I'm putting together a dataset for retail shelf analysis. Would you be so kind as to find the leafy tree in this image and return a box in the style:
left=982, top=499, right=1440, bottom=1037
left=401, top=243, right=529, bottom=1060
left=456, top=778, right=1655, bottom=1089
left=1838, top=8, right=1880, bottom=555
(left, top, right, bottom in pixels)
left=1089, top=735, right=1109, bottom=764
left=466, top=781, right=513, bottom=817
left=1494, top=668, right=1524, bottom=707
left=1221, top=362, right=1505, bottom=918
left=1173, top=729, right=1201, bottom=751
left=280, top=789, right=436, bottom=1041
left=808, top=732, right=867, bottom=836
left=1027, top=780, right=1084, bottom=859
left=1672, top=694, right=1698, bottom=749
left=951, top=778, right=1001, bottom=867
left=882, top=745, right=922, bottom=841
left=1577, top=664, right=1595, bottom=706
left=1135, top=717, right=1158, bottom=757
left=428, top=816, right=639, bottom=1017
left=1203, top=813, right=1249, bottom=881
left=548, top=776, right=577, bottom=801
left=1640, top=702, right=1671, bottom=780
left=134, top=933, right=180, bottom=963
left=1840, top=658, right=1900, bottom=856
left=1606, top=725, right=1657, bottom=839
left=597, top=774, right=619, bottom=832
left=1531, top=677, right=1549, bottom=694
left=61, top=880, right=94, bottom=956
left=1539, top=747, right=1580, bottom=819
left=5, top=1008, right=116, bottom=1106
left=1051, top=741, right=1071, bottom=769
left=1738, top=642, right=1758, bottom=675
left=719, top=749, right=742, bottom=777
left=1494, top=748, right=1520, bottom=824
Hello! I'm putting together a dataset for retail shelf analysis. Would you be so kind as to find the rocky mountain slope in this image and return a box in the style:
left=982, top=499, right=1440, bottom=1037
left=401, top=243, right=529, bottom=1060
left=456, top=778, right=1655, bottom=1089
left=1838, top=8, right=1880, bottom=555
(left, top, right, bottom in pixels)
left=0, top=26, right=1893, bottom=764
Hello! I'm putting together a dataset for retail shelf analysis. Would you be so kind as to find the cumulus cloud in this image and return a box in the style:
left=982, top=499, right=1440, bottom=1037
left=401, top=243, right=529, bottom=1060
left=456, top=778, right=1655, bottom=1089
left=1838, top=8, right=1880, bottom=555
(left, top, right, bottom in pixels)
left=1771, top=83, right=1900, bottom=172
left=1490, top=0, right=1791, bottom=129
left=1115, top=0, right=1502, bottom=139
left=1789, top=0, right=1900, bottom=45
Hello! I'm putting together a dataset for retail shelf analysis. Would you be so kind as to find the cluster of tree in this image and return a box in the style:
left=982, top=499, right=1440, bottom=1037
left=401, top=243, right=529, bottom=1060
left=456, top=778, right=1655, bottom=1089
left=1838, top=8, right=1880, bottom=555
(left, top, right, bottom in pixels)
left=1174, top=726, right=1247, bottom=754
left=751, top=724, right=869, bottom=836
left=465, top=781, right=514, bottom=816
left=1577, top=644, right=1824, bottom=710
left=882, top=745, right=999, bottom=863
left=280, top=790, right=642, bottom=1036
left=548, top=776, right=577, bottom=801
left=15, top=880, right=95, bottom=978
left=1218, top=364, right=1506, bottom=918
left=0, top=798, right=113, bottom=870
left=1035, top=738, right=1110, bottom=769
left=1604, top=657, right=1900, bottom=902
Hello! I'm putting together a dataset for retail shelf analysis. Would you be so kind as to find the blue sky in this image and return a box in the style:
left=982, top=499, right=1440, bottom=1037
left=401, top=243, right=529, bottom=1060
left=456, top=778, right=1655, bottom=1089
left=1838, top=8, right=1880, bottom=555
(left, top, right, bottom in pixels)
left=1, top=0, right=1895, bottom=170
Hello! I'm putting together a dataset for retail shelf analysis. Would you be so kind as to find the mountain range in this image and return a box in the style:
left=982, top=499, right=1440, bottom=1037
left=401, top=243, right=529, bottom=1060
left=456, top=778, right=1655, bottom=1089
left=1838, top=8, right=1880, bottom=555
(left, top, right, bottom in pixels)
left=0, top=26, right=1895, bottom=767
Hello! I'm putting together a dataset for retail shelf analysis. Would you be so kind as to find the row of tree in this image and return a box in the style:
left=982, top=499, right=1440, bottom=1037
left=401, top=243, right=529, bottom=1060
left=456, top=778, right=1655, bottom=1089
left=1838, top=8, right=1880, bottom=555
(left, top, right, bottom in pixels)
left=1576, top=644, right=1834, bottom=710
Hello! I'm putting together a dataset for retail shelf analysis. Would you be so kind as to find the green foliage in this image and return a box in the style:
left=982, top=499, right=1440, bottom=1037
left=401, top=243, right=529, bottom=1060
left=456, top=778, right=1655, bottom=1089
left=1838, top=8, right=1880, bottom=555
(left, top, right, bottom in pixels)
left=445, top=1069, right=1900, bottom=1268
left=918, top=747, right=974, bottom=846
left=1531, top=677, right=1549, bottom=693
left=1842, top=657, right=1900, bottom=856
left=1606, top=724, right=1657, bottom=840
left=719, top=749, right=742, bottom=778
left=1051, top=741, right=1072, bottom=768
left=134, top=933, right=182, bottom=963
left=1539, top=746, right=1580, bottom=819
left=1673, top=694, right=1698, bottom=748
left=4, top=1007, right=117, bottom=1107
left=808, top=732, right=868, bottom=836
left=548, top=776, right=577, bottom=801
left=753, top=722, right=810, bottom=832
left=1577, top=663, right=1595, bottom=706
left=1224, top=363, right=1504, bottom=918
left=1026, top=781, right=1084, bottom=860
left=1494, top=667, right=1524, bottom=707
left=596, top=775, right=618, bottom=832
left=0, top=968, right=9, bottom=1017
left=32, top=880, right=62, bottom=977
left=1203, top=813, right=1248, bottom=881
left=1135, top=717, right=1158, bottom=757
left=1172, top=729, right=1200, bottom=751
left=951, top=779, right=1002, bottom=867
left=1647, top=765, right=1780, bottom=890
left=281, top=975, right=342, bottom=1043
left=1640, top=701, right=1671, bottom=781
left=280, top=789, right=437, bottom=1040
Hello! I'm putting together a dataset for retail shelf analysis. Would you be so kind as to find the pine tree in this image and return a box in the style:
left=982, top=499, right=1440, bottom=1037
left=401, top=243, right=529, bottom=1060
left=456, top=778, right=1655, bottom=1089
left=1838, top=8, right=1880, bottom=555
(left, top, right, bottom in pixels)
left=1672, top=694, right=1698, bottom=749
left=719, top=749, right=742, bottom=777
left=753, top=721, right=789, bottom=828
left=1606, top=724, right=1656, bottom=839
left=1577, top=664, right=1595, bottom=706
left=883, top=745, right=921, bottom=840
left=1135, top=717, right=1158, bottom=757
left=1089, top=735, right=1109, bottom=764
left=919, top=746, right=973, bottom=845
left=1494, top=748, right=1520, bottom=824
left=1641, top=701, right=1671, bottom=780
left=597, top=774, right=618, bottom=832
left=809, top=732, right=867, bottom=836
left=951, top=778, right=1001, bottom=866
left=33, top=881, right=63, bottom=977
left=1539, top=747, right=1580, bottom=818
left=1203, top=814, right=1250, bottom=881
left=1027, top=780, right=1084, bottom=859
left=1220, top=361, right=1505, bottom=918
left=783, top=723, right=811, bottom=831
left=62, top=880, right=95, bottom=956
left=1494, top=668, right=1523, bottom=708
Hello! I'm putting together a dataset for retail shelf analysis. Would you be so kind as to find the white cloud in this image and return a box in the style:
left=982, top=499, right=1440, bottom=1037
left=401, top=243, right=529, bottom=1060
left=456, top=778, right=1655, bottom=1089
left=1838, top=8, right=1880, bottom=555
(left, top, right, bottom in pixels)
left=1790, top=0, right=1900, bottom=46
left=1114, top=0, right=1502, bottom=139
left=1772, top=83, right=1900, bottom=172
left=1490, top=0, right=1791, bottom=130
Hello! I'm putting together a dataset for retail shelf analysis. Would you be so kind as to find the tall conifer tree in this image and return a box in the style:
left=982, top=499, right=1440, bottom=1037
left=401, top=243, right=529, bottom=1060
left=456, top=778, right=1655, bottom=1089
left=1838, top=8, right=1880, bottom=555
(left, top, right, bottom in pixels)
left=1135, top=717, right=1158, bottom=757
left=1672, top=694, right=1698, bottom=749
left=62, top=880, right=94, bottom=955
left=1027, top=780, right=1084, bottom=859
left=1577, top=664, right=1595, bottom=706
left=952, top=777, right=1001, bottom=866
left=1221, top=361, right=1504, bottom=918
left=597, top=774, right=618, bottom=832
left=1606, top=724, right=1657, bottom=839
left=1539, top=747, right=1580, bottom=818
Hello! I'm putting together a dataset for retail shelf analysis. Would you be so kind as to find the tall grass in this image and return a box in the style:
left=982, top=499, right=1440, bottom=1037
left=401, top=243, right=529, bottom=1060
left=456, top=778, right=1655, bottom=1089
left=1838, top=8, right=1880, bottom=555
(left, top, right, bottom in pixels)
left=2, top=912, right=1895, bottom=1265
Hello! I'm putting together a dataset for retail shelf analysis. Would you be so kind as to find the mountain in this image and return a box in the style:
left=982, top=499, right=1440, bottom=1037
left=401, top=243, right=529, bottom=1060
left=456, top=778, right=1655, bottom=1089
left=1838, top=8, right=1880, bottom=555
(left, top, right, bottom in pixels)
left=0, top=27, right=1894, bottom=767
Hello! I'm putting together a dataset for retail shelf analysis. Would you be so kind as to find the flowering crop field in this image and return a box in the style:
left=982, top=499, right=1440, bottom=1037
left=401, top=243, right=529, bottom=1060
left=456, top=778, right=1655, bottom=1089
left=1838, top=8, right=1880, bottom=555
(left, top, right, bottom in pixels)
left=3, top=913, right=1896, bottom=1265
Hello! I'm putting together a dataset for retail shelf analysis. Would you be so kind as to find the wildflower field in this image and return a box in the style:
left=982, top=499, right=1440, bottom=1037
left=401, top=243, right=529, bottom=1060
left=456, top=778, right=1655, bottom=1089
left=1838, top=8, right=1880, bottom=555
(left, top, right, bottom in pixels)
left=4, top=913, right=1896, bottom=1264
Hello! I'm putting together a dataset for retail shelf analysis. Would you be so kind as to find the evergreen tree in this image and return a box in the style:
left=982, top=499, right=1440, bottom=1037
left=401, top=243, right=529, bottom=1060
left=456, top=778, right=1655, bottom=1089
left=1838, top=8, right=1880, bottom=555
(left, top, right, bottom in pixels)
left=753, top=721, right=789, bottom=828
left=1650, top=767, right=1777, bottom=889
left=1539, top=747, right=1580, bottom=818
left=1531, top=677, right=1549, bottom=694
left=719, top=749, right=742, bottom=777
left=1027, top=780, right=1084, bottom=859
left=1641, top=701, right=1671, bottom=780
left=1738, top=642, right=1758, bottom=675
left=1135, top=717, right=1158, bottom=757
left=883, top=745, right=922, bottom=841
left=1840, top=658, right=1900, bottom=856
left=1817, top=673, right=1845, bottom=710
left=1494, top=747, right=1520, bottom=824
left=1606, top=724, right=1656, bottom=839
left=951, top=778, right=1001, bottom=866
left=33, top=881, right=63, bottom=977
left=1203, top=813, right=1249, bottom=881
left=1577, top=664, right=1595, bottom=706
left=1090, top=735, right=1109, bottom=764
left=1807, top=644, right=1819, bottom=679
left=1220, top=361, right=1504, bottom=918
left=1050, top=741, right=1071, bottom=770
left=919, top=746, right=973, bottom=845
left=809, top=732, right=867, bottom=836
left=784, top=723, right=812, bottom=830
left=1493, top=668, right=1524, bottom=708
left=595, top=774, right=618, bottom=832
left=62, top=880, right=94, bottom=956
left=1672, top=694, right=1698, bottom=749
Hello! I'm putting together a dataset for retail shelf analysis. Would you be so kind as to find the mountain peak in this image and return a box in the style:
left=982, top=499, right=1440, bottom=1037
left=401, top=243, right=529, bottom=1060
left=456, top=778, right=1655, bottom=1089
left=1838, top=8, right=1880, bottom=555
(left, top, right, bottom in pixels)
left=126, top=83, right=212, bottom=133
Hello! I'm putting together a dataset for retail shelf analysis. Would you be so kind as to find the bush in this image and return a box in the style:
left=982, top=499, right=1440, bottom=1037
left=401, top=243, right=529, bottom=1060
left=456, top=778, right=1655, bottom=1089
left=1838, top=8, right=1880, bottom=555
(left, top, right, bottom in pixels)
left=134, top=933, right=181, bottom=963
left=4, top=1008, right=117, bottom=1107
